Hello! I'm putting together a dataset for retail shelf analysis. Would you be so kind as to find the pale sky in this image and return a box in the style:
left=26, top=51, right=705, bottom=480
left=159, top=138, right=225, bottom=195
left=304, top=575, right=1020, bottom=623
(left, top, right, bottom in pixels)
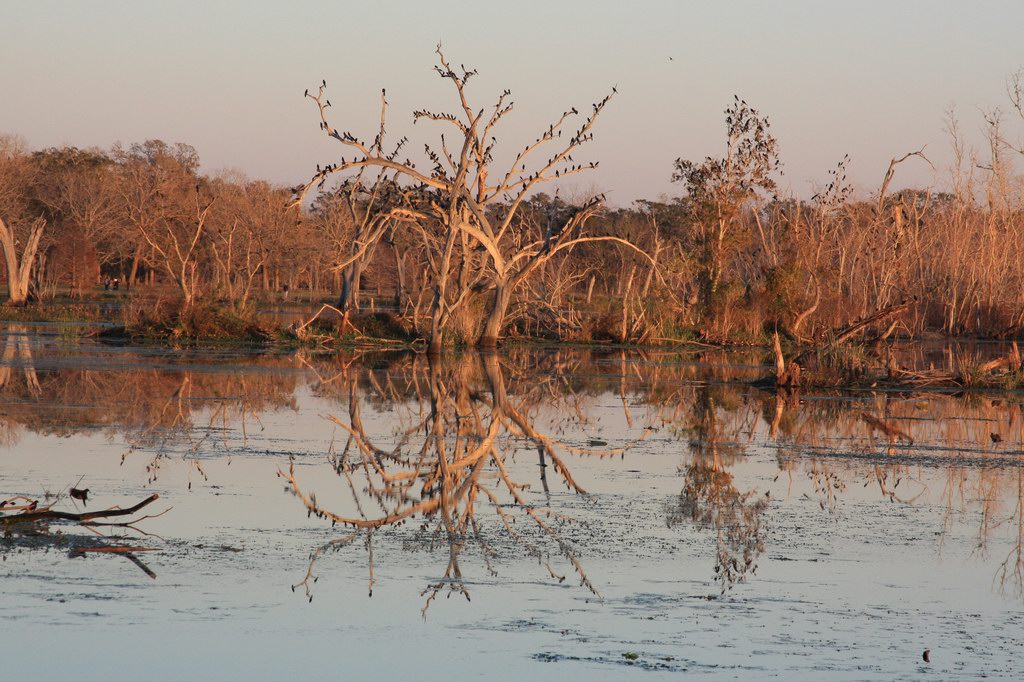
left=3, top=0, right=1023, bottom=204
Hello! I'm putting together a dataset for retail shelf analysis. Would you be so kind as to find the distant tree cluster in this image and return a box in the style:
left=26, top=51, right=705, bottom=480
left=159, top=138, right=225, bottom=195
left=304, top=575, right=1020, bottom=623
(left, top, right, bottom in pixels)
left=0, top=135, right=313, bottom=310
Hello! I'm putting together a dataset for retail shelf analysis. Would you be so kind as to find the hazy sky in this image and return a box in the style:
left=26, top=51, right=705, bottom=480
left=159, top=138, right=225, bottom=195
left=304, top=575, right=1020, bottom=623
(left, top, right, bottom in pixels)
left=4, top=0, right=1023, bottom=204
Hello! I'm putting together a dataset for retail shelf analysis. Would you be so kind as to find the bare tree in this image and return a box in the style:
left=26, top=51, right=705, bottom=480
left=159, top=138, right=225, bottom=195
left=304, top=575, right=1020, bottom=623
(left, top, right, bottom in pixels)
left=309, top=172, right=404, bottom=319
left=206, top=175, right=290, bottom=310
left=116, top=141, right=211, bottom=307
left=294, top=48, right=640, bottom=349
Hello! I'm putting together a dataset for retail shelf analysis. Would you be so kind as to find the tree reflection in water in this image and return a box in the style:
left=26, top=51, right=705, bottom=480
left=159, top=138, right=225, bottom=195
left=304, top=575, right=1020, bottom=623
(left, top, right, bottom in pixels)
left=0, top=325, right=299, bottom=484
left=280, top=351, right=652, bottom=614
left=2, top=332, right=1023, bottom=604
left=666, top=386, right=768, bottom=594
left=0, top=325, right=42, bottom=446
left=276, top=348, right=1024, bottom=602
left=756, top=386, right=1024, bottom=599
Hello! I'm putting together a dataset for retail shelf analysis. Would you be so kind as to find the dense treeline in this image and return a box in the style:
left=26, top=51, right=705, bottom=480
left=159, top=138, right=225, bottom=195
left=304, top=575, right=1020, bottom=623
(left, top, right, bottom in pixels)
left=3, top=57, right=1024, bottom=347
left=0, top=136, right=315, bottom=308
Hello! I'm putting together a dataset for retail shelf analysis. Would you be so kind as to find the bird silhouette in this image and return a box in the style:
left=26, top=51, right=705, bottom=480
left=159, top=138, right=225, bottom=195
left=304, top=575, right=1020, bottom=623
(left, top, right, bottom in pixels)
left=923, top=649, right=930, bottom=663
left=991, top=432, right=1002, bottom=444
left=70, top=487, right=90, bottom=505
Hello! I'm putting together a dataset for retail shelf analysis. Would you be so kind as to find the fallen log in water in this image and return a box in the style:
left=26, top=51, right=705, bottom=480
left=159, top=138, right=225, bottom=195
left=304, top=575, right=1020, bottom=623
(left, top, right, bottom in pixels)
left=3, top=493, right=166, bottom=579
left=825, top=297, right=917, bottom=349
left=70, top=546, right=160, bottom=554
left=770, top=299, right=920, bottom=389
left=0, top=493, right=160, bottom=525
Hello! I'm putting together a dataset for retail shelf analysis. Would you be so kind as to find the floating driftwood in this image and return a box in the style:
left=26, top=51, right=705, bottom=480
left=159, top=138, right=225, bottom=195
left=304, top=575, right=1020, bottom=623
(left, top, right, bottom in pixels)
left=1, top=493, right=160, bottom=525
left=2, top=492, right=165, bottom=579
left=823, top=297, right=918, bottom=350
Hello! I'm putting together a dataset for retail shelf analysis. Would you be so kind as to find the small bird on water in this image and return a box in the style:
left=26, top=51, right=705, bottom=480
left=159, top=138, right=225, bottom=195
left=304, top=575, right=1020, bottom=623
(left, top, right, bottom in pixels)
left=991, top=432, right=1002, bottom=444
left=69, top=487, right=90, bottom=505
left=923, top=649, right=931, bottom=663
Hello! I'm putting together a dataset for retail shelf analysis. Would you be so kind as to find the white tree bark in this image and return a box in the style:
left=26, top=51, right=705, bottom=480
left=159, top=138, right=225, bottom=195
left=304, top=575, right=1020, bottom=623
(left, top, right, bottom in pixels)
left=0, top=216, right=45, bottom=306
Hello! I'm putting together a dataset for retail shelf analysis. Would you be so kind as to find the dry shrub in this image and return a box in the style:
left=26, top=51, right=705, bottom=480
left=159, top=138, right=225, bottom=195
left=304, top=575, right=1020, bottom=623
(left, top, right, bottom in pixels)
left=176, top=304, right=269, bottom=342
left=351, top=311, right=413, bottom=341
left=122, top=294, right=177, bottom=331
left=583, top=306, right=620, bottom=342
left=119, top=296, right=269, bottom=343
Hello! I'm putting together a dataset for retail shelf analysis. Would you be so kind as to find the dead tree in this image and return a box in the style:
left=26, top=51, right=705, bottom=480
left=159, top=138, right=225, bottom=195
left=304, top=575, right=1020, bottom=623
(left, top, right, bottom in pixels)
left=116, top=141, right=211, bottom=308
left=293, top=48, right=637, bottom=350
left=0, top=136, right=44, bottom=305
left=277, top=351, right=638, bottom=610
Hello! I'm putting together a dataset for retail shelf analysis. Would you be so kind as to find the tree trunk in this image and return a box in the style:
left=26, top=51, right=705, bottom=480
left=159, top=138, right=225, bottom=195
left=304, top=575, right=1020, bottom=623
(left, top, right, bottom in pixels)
left=427, top=285, right=445, bottom=356
left=337, top=262, right=363, bottom=312
left=702, top=220, right=727, bottom=316
left=0, top=217, right=45, bottom=306
left=479, top=279, right=511, bottom=349
left=128, top=243, right=143, bottom=287
left=393, top=246, right=407, bottom=309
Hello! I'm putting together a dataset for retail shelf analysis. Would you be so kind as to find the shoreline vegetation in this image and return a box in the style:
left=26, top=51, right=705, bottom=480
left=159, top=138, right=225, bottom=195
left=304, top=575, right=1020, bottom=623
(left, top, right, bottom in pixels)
left=3, top=54, right=1024, bottom=391
left=4, top=292, right=1024, bottom=393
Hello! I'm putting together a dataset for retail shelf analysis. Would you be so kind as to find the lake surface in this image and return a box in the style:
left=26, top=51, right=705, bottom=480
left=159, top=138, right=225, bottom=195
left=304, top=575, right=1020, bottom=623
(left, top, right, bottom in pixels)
left=2, top=323, right=1022, bottom=680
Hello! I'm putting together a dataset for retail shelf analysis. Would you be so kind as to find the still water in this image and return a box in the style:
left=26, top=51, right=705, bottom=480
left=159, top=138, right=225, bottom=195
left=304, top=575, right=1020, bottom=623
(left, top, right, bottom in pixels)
left=1, top=324, right=1022, bottom=680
